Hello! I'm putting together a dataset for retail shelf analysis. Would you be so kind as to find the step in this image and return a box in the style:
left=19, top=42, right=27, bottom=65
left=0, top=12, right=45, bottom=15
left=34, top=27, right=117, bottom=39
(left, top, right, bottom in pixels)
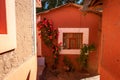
left=37, top=57, right=45, bottom=77
left=80, top=75, right=100, bottom=80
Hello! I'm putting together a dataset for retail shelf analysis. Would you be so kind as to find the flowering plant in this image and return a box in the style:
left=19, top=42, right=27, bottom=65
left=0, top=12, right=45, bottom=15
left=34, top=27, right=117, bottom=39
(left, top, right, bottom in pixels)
left=37, top=18, right=61, bottom=69
left=79, top=44, right=95, bottom=71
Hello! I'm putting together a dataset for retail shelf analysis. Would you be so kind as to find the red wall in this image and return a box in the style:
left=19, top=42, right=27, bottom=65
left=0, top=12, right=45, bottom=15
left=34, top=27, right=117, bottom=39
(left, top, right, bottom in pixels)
left=100, top=0, right=120, bottom=80
left=0, top=0, right=7, bottom=34
left=38, top=5, right=100, bottom=74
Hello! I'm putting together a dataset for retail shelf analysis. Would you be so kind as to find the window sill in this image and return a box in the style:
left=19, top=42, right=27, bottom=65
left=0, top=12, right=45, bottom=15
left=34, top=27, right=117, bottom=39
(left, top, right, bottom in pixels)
left=60, top=49, right=81, bottom=54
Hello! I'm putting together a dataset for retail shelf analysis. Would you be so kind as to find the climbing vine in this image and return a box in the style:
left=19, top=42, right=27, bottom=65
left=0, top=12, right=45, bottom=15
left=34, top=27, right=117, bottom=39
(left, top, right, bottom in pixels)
left=79, top=44, right=95, bottom=71
left=37, top=18, right=61, bottom=69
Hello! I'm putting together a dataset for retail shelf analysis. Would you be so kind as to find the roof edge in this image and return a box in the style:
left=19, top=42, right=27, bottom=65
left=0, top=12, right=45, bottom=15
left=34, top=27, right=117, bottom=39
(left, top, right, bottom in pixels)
left=37, top=3, right=82, bottom=15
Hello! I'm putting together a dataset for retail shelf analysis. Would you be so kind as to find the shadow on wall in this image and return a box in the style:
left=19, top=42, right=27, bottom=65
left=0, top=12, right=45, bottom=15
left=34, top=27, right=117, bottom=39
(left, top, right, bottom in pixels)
left=26, top=71, right=31, bottom=80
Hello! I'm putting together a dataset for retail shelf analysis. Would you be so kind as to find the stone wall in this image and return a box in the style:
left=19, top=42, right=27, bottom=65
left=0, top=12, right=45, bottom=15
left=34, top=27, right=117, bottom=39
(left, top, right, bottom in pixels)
left=0, top=0, right=35, bottom=80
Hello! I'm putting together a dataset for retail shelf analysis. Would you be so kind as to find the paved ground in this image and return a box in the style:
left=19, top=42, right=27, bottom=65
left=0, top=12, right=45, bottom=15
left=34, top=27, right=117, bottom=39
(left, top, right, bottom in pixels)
left=38, top=67, right=100, bottom=80
left=37, top=57, right=100, bottom=80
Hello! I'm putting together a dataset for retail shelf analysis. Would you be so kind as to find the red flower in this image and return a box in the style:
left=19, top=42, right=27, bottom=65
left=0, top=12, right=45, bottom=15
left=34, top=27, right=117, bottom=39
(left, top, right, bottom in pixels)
left=50, top=25, right=53, bottom=30
left=56, top=47, right=58, bottom=50
left=42, top=19, right=48, bottom=25
left=58, top=42, right=62, bottom=46
left=39, top=35, right=41, bottom=38
left=52, top=49, right=54, bottom=52
left=49, top=20, right=53, bottom=25
left=49, top=36, right=52, bottom=39
left=38, top=26, right=43, bottom=30
left=48, top=29, right=50, bottom=32
left=53, top=28, right=57, bottom=30
left=54, top=55, right=57, bottom=58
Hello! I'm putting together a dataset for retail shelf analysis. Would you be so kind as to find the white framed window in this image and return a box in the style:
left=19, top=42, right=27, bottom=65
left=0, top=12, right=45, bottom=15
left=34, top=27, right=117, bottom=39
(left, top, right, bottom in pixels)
left=0, top=0, right=16, bottom=53
left=58, top=28, right=89, bottom=54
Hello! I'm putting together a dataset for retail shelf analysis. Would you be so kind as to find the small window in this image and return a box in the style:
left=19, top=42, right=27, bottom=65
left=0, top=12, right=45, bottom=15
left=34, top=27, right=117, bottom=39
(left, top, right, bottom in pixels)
left=58, top=28, right=89, bottom=54
left=63, top=33, right=83, bottom=49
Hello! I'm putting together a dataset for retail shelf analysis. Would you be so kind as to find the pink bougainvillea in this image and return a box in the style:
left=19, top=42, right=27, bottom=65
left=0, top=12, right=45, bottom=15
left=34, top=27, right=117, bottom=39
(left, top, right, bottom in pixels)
left=37, top=18, right=61, bottom=69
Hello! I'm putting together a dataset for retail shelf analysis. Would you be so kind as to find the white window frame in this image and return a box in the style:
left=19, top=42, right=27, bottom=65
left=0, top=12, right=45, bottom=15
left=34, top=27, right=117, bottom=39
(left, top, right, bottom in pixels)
left=0, top=0, right=16, bottom=53
left=58, top=28, right=89, bottom=54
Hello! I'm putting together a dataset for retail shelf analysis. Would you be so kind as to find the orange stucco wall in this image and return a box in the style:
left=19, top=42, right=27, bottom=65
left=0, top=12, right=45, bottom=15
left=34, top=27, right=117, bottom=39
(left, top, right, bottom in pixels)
left=0, top=0, right=7, bottom=34
left=38, top=5, right=101, bottom=74
left=100, top=0, right=120, bottom=80
left=4, top=56, right=37, bottom=80
left=0, top=0, right=41, bottom=79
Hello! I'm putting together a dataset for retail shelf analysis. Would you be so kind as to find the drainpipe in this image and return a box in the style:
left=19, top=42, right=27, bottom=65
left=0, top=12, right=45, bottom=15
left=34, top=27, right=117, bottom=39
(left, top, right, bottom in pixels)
left=32, top=0, right=37, bottom=55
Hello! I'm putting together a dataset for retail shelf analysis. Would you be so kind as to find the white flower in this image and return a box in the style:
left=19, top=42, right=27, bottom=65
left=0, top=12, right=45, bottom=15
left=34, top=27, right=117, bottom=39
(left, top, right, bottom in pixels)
left=85, top=53, right=89, bottom=55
